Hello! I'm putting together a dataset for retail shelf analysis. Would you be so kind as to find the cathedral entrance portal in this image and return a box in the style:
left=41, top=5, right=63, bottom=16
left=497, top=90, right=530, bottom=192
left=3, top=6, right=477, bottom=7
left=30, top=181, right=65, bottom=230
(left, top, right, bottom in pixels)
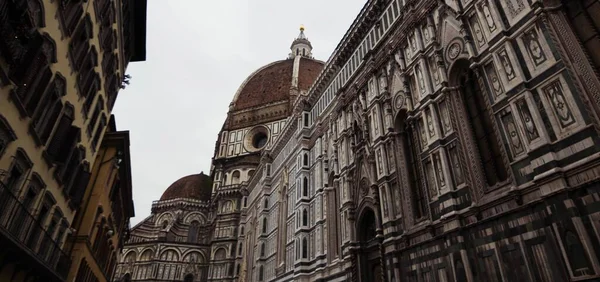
left=358, top=207, right=382, bottom=282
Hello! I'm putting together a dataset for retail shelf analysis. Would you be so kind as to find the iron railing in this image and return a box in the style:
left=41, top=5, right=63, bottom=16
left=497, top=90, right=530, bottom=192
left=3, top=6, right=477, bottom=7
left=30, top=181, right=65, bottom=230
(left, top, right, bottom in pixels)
left=0, top=181, right=72, bottom=280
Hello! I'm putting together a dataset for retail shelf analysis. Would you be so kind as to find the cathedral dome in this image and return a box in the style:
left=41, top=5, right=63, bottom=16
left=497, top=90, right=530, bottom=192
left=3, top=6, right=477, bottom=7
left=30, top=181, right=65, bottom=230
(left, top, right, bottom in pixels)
left=160, top=172, right=213, bottom=201
left=230, top=57, right=323, bottom=112
left=228, top=26, right=324, bottom=113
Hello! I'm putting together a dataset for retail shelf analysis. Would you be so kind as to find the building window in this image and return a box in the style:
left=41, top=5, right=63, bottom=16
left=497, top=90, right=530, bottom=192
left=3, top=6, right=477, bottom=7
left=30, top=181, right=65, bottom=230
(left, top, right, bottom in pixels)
left=238, top=243, right=243, bottom=256
left=91, top=114, right=107, bottom=151
left=262, top=218, right=267, bottom=234
left=3, top=149, right=33, bottom=193
left=302, top=177, right=308, bottom=197
left=45, top=103, right=78, bottom=163
left=264, top=198, right=269, bottom=209
left=303, top=153, right=309, bottom=167
left=395, top=111, right=426, bottom=218
left=0, top=115, right=17, bottom=157
left=184, top=274, right=194, bottom=282
left=258, top=265, right=264, bottom=281
left=459, top=69, right=508, bottom=186
left=232, top=170, right=241, bottom=184
left=260, top=242, right=265, bottom=257
left=87, top=96, right=104, bottom=137
left=31, top=74, right=66, bottom=146
left=302, top=238, right=308, bottom=258
left=302, top=209, right=308, bottom=226
left=188, top=221, right=199, bottom=243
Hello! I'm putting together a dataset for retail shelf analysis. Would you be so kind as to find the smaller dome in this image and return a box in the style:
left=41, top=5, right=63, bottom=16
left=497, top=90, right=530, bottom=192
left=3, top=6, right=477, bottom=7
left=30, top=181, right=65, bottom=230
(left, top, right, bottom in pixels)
left=160, top=172, right=213, bottom=201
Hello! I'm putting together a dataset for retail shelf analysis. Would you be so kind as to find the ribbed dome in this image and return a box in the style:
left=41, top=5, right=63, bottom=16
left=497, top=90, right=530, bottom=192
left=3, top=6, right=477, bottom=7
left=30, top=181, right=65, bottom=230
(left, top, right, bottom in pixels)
left=160, top=172, right=213, bottom=201
left=230, top=57, right=324, bottom=112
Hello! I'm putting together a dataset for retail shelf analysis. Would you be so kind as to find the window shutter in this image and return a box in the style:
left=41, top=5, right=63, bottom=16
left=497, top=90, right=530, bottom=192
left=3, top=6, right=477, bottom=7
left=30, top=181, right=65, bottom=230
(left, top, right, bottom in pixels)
left=25, top=67, right=52, bottom=115
left=45, top=114, right=74, bottom=162
left=38, top=100, right=63, bottom=144
left=69, top=166, right=91, bottom=208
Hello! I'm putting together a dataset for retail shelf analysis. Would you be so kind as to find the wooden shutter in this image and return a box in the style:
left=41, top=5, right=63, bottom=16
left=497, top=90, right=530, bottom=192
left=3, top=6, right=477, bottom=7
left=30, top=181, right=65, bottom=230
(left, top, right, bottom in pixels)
left=69, top=166, right=91, bottom=208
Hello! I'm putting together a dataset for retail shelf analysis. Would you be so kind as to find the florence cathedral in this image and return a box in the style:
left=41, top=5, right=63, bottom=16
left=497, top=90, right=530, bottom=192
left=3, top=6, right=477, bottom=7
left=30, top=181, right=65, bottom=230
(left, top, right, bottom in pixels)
left=114, top=0, right=600, bottom=281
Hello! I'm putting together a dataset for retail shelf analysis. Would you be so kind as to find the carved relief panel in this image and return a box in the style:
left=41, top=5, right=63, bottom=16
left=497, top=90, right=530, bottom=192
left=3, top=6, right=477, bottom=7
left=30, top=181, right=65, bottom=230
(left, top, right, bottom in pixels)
left=491, top=43, right=525, bottom=97
left=498, top=0, right=530, bottom=26
left=537, top=74, right=585, bottom=139
left=516, top=22, right=557, bottom=78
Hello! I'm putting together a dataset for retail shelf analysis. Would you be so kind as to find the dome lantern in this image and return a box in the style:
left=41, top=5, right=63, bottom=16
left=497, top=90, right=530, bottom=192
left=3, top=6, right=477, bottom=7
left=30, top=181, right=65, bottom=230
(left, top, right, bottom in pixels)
left=289, top=25, right=313, bottom=59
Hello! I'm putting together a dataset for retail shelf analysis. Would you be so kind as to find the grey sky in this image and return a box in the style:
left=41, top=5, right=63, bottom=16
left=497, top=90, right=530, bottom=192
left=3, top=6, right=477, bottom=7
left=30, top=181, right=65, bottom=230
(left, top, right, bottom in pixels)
left=112, top=0, right=366, bottom=225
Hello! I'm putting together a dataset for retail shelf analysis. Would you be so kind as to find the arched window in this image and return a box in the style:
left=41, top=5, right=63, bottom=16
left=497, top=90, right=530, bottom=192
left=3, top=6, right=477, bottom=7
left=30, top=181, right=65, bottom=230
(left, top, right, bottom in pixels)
left=240, top=226, right=244, bottom=235
left=359, top=209, right=377, bottom=242
left=458, top=66, right=508, bottom=186
left=259, top=265, right=264, bottom=281
left=223, top=174, right=227, bottom=185
left=236, top=264, right=240, bottom=276
left=232, top=170, right=241, bottom=184
left=243, top=197, right=248, bottom=207
left=394, top=111, right=426, bottom=218
left=303, top=48, right=306, bottom=56
left=248, top=170, right=255, bottom=179
left=302, top=177, right=308, bottom=197
left=238, top=243, right=243, bottom=255
left=262, top=218, right=267, bottom=234
left=303, top=153, right=309, bottom=166
left=184, top=274, right=194, bottom=282
left=122, top=273, right=131, bottom=282
left=264, top=198, right=269, bottom=209
left=302, top=209, right=308, bottom=226
left=302, top=238, right=308, bottom=258
left=188, top=221, right=199, bottom=243
left=260, top=242, right=265, bottom=257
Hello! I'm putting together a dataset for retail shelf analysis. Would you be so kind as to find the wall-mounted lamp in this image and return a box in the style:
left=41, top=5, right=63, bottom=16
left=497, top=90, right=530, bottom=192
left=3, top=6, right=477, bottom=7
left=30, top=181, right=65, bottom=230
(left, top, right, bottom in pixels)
left=107, top=229, right=114, bottom=237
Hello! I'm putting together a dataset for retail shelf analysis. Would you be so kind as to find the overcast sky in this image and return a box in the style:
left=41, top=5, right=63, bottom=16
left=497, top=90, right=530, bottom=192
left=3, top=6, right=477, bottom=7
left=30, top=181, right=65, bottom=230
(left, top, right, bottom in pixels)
left=112, top=0, right=366, bottom=225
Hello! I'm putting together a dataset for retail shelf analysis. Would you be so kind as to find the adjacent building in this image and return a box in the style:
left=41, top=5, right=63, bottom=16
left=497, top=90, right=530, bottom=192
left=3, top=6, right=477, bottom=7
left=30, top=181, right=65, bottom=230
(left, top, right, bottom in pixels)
left=117, top=0, right=600, bottom=281
left=67, top=115, right=135, bottom=282
left=0, top=0, right=146, bottom=281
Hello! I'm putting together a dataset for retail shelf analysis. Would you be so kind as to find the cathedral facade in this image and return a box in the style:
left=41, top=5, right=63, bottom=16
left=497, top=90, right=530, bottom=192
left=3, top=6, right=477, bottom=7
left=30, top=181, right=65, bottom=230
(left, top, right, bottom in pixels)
left=115, top=0, right=600, bottom=281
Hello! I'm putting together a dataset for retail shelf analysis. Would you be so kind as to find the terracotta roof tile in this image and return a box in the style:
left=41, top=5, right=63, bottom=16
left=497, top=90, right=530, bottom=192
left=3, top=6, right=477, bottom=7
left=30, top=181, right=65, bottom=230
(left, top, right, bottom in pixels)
left=160, top=173, right=213, bottom=201
left=232, top=58, right=324, bottom=112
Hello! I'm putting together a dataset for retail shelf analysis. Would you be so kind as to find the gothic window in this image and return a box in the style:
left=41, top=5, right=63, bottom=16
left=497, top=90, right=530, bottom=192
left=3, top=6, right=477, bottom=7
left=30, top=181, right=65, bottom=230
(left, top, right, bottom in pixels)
left=302, top=238, right=308, bottom=258
left=302, top=209, right=308, bottom=226
left=240, top=226, right=244, bottom=235
left=303, top=48, right=306, bottom=56
left=262, top=218, right=267, bottom=234
left=303, top=153, right=309, bottom=167
left=359, top=208, right=377, bottom=242
left=259, top=265, right=264, bottom=281
left=459, top=68, right=508, bottom=186
left=260, top=242, right=265, bottom=257
left=302, top=176, right=308, bottom=197
left=188, top=220, right=200, bottom=243
left=394, top=111, right=426, bottom=218
left=238, top=242, right=243, bottom=255
left=0, top=115, right=16, bottom=157
left=264, top=198, right=269, bottom=209
left=236, top=264, right=240, bottom=276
